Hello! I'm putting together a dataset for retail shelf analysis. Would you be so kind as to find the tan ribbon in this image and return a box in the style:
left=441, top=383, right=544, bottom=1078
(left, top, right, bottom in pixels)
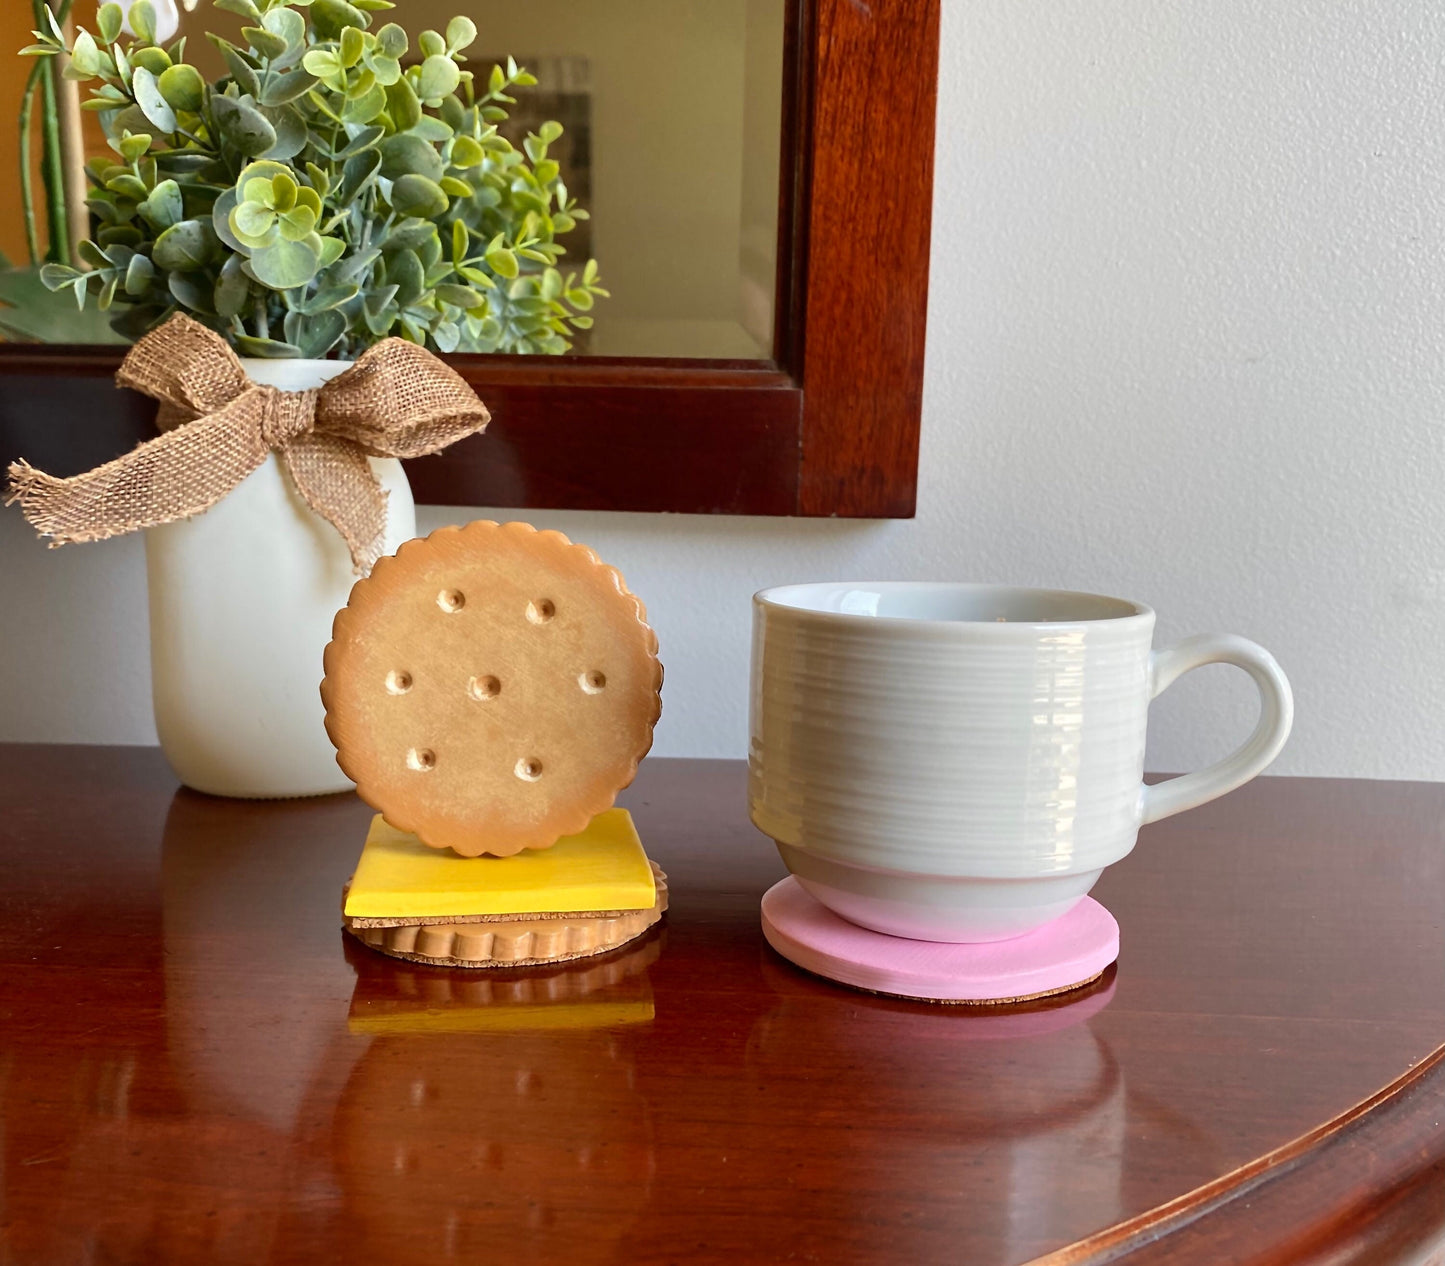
left=4, top=313, right=490, bottom=574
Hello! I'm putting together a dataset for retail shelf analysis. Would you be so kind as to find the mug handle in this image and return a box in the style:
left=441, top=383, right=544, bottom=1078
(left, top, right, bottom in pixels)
left=1140, top=634, right=1294, bottom=826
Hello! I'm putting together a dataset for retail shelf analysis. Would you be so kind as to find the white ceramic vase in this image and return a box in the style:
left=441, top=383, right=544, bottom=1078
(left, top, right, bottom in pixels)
left=145, top=357, right=416, bottom=798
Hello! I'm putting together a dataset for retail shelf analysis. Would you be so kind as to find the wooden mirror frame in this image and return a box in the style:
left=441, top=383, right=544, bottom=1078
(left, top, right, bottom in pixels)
left=0, top=0, right=938, bottom=518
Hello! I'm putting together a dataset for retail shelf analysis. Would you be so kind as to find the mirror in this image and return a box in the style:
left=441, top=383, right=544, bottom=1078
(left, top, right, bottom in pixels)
left=0, top=0, right=784, bottom=359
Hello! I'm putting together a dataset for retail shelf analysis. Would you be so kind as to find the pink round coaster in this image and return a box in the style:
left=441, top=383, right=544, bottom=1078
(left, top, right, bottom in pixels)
left=760, top=877, right=1120, bottom=1004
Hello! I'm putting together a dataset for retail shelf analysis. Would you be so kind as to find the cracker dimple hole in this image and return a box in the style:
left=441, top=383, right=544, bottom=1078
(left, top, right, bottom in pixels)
left=386, top=669, right=413, bottom=695
left=437, top=589, right=466, bottom=613
left=468, top=674, right=501, bottom=701
left=526, top=598, right=555, bottom=624
left=580, top=670, right=606, bottom=694
left=514, top=756, right=543, bottom=782
left=406, top=747, right=436, bottom=772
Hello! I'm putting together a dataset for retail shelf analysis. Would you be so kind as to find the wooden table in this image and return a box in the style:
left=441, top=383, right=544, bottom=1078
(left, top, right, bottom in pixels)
left=1, top=746, right=1442, bottom=1265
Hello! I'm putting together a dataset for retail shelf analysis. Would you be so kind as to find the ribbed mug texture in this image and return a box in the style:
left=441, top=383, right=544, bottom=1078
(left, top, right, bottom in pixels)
left=749, top=589, right=1157, bottom=881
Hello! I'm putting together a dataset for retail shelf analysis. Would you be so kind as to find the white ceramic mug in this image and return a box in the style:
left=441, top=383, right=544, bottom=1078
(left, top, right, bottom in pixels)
left=748, top=583, right=1293, bottom=943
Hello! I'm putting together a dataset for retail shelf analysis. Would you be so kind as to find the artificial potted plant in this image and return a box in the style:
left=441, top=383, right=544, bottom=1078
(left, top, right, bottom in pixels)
left=9, top=0, right=606, bottom=797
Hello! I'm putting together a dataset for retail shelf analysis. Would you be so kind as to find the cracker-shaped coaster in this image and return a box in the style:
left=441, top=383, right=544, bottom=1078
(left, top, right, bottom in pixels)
left=322, top=521, right=662, bottom=856
left=344, top=865, right=668, bottom=969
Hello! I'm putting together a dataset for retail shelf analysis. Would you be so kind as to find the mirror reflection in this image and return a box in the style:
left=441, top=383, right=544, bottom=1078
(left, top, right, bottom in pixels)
left=0, top=0, right=783, bottom=358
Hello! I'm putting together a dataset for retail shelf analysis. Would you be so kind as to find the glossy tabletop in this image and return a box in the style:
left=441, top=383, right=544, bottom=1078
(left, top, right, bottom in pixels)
left=1, top=746, right=1443, bottom=1265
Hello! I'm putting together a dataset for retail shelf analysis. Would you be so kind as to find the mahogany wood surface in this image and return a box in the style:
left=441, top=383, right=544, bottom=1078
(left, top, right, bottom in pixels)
left=1, top=747, right=1442, bottom=1266
left=0, top=0, right=937, bottom=520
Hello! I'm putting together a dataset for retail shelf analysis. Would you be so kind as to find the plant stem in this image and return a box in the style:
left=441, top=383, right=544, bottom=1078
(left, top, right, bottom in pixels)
left=19, top=61, right=43, bottom=266
left=254, top=294, right=269, bottom=340
left=33, top=1, right=70, bottom=264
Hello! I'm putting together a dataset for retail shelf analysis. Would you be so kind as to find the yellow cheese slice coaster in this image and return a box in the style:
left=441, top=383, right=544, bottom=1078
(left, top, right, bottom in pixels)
left=344, top=807, right=656, bottom=919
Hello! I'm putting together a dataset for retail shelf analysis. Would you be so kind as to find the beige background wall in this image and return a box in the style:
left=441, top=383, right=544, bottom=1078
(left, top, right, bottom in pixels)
left=5, top=1, right=1445, bottom=780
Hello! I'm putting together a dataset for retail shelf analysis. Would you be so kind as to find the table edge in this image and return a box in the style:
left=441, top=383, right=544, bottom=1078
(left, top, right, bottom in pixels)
left=1031, top=1038, right=1445, bottom=1265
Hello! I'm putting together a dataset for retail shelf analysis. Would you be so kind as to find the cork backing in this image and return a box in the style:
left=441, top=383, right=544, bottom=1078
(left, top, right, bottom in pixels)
left=346, top=867, right=668, bottom=969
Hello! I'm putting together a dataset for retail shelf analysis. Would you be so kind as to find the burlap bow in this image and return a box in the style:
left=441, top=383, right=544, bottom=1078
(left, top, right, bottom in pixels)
left=4, top=313, right=490, bottom=574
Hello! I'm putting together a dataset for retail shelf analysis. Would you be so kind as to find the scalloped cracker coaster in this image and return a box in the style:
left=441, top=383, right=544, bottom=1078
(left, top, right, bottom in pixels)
left=322, top=521, right=662, bottom=856
left=345, top=865, right=668, bottom=969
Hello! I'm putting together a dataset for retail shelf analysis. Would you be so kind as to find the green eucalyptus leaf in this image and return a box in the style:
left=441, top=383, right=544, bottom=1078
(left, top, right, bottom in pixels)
left=334, top=125, right=385, bottom=160
left=278, top=205, right=318, bottom=241
left=39, top=262, right=81, bottom=291
left=211, top=188, right=249, bottom=253
left=261, top=6, right=306, bottom=50
left=432, top=320, right=460, bottom=353
left=67, top=30, right=102, bottom=77
left=234, top=335, right=303, bottom=357
left=213, top=0, right=263, bottom=20
left=243, top=27, right=290, bottom=60
left=367, top=54, right=401, bottom=86
left=438, top=176, right=473, bottom=198
left=389, top=173, right=448, bottom=218
left=364, top=282, right=398, bottom=315
left=418, top=30, right=445, bottom=59
left=96, top=273, right=120, bottom=313
left=127, top=1, right=157, bottom=44
left=340, top=83, right=387, bottom=124
left=259, top=104, right=308, bottom=160
left=376, top=22, right=407, bottom=58
left=220, top=43, right=263, bottom=98
left=167, top=271, right=215, bottom=314
left=130, top=66, right=177, bottom=133
left=383, top=78, right=421, bottom=132
left=297, top=283, right=360, bottom=314
left=485, top=246, right=518, bottom=280
left=336, top=149, right=381, bottom=205
left=311, top=0, right=371, bottom=39
left=153, top=219, right=219, bottom=271
left=416, top=54, right=460, bottom=102
left=211, top=93, right=278, bottom=158
left=258, top=67, right=318, bottom=106
left=283, top=307, right=344, bottom=357
left=333, top=245, right=381, bottom=284
left=116, top=132, right=152, bottom=163
left=106, top=172, right=150, bottom=200
left=411, top=116, right=453, bottom=144
left=445, top=16, right=477, bottom=53
left=157, top=63, right=204, bottom=112
left=537, top=119, right=564, bottom=145
left=232, top=201, right=275, bottom=244
left=435, top=283, right=484, bottom=309
left=140, top=178, right=183, bottom=229
left=386, top=249, right=424, bottom=306
left=131, top=46, right=171, bottom=75
left=450, top=135, right=484, bottom=169
left=378, top=132, right=443, bottom=182
left=214, top=254, right=251, bottom=317
left=304, top=162, right=332, bottom=197
left=339, top=26, right=366, bottom=68
left=97, top=4, right=124, bottom=44
left=250, top=238, right=320, bottom=289
left=383, top=219, right=438, bottom=251
left=317, top=236, right=347, bottom=268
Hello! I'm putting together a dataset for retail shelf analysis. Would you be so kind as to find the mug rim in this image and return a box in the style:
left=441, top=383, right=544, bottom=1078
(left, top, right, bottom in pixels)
left=753, top=581, right=1155, bottom=630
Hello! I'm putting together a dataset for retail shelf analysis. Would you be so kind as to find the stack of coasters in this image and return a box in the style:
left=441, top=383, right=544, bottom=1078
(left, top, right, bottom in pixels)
left=342, top=810, right=666, bottom=968
left=321, top=520, right=667, bottom=970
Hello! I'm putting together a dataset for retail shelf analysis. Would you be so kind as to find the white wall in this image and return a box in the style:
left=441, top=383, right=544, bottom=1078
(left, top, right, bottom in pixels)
left=4, top=0, right=1445, bottom=779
